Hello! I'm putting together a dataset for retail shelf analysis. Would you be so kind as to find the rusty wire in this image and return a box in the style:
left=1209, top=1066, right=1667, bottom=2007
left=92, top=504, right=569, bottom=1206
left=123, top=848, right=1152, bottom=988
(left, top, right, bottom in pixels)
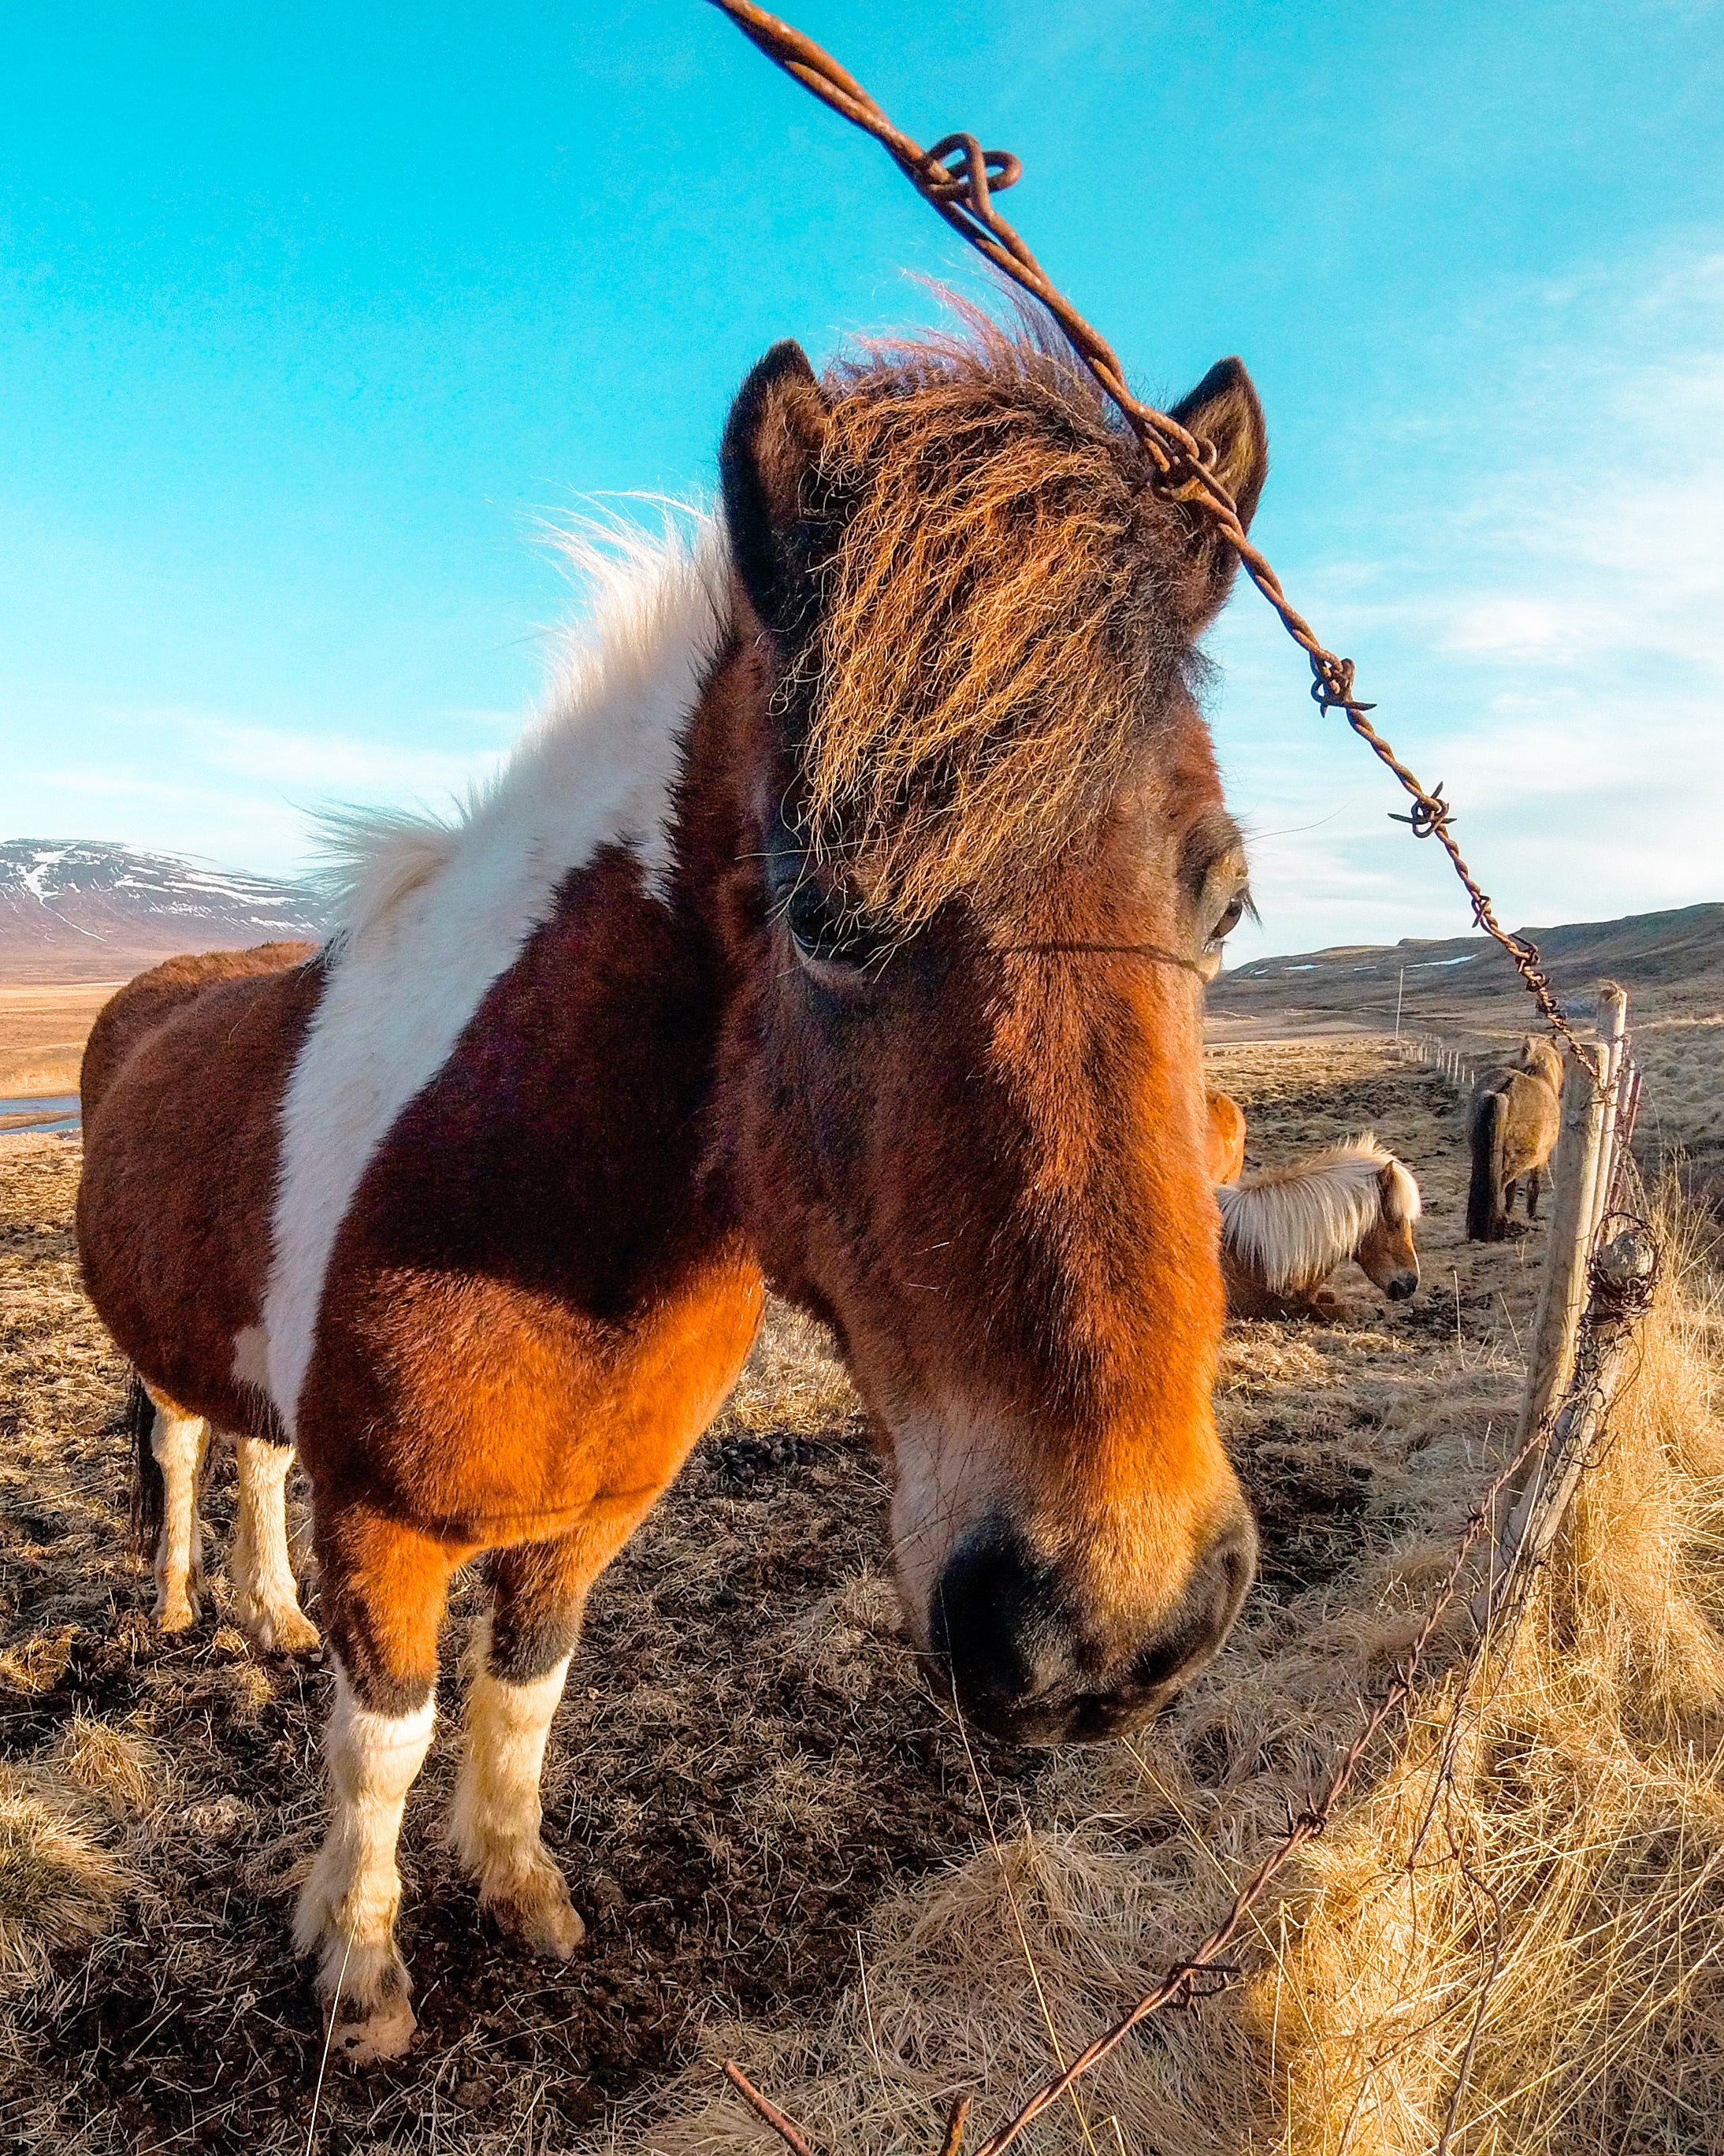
left=708, top=0, right=1581, bottom=1051
left=698, top=11, right=1630, bottom=2150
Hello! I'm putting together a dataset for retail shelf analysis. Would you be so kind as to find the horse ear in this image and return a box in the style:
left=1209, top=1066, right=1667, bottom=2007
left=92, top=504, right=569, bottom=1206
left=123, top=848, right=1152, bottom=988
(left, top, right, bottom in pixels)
left=720, top=340, right=832, bottom=639
left=1167, top=356, right=1269, bottom=625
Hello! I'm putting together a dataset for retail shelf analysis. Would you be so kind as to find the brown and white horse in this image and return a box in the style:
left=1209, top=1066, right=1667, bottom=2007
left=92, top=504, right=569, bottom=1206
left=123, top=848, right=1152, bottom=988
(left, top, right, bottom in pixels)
left=1218, top=1135, right=1422, bottom=1317
left=76, top=322, right=1266, bottom=2061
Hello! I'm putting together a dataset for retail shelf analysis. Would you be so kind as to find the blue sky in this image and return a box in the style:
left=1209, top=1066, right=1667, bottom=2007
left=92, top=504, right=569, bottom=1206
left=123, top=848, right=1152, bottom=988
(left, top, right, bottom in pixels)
left=4, top=0, right=1721, bottom=961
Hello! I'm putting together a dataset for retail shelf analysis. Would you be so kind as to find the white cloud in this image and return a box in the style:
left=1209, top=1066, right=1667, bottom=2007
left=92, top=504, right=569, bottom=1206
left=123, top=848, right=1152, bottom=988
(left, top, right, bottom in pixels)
left=1213, top=241, right=1724, bottom=962
left=17, top=704, right=510, bottom=879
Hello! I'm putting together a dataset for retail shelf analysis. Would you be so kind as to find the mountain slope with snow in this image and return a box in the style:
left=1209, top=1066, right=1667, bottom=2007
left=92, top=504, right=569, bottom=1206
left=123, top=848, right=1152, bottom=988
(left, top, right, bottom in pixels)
left=0, top=841, right=323, bottom=982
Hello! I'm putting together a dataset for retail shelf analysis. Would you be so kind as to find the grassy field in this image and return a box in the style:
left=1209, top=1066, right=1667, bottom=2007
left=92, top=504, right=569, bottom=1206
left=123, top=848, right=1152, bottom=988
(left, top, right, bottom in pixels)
left=2, top=1038, right=1721, bottom=2154
left=0, top=984, right=123, bottom=1098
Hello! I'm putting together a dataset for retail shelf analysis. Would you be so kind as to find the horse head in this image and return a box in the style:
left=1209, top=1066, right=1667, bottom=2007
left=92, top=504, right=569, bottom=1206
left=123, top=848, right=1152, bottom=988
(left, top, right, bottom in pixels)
left=1357, top=1153, right=1422, bottom=1301
left=705, top=322, right=1265, bottom=1744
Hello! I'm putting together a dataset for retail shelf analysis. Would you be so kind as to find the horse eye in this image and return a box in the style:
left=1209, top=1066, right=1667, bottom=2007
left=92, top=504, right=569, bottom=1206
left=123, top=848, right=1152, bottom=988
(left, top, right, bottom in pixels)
left=1209, top=891, right=1247, bottom=946
left=781, top=875, right=886, bottom=972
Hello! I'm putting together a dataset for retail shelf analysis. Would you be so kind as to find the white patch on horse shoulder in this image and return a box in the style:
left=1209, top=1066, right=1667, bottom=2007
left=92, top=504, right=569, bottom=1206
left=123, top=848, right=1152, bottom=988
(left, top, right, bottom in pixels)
left=231, top=1324, right=269, bottom=1391
left=262, top=519, right=729, bottom=1436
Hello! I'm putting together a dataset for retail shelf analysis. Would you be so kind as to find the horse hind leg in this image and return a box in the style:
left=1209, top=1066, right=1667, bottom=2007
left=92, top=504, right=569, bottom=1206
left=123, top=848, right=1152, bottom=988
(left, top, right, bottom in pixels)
left=231, top=1437, right=321, bottom=1656
left=1527, top=1166, right=1543, bottom=1220
left=143, top=1388, right=210, bottom=1632
left=448, top=1537, right=587, bottom=1960
left=294, top=1505, right=459, bottom=2065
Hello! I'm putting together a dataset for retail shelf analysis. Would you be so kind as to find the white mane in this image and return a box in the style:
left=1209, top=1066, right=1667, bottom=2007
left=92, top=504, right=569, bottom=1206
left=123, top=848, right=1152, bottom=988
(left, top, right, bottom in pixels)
left=1216, top=1134, right=1421, bottom=1295
left=312, top=511, right=730, bottom=946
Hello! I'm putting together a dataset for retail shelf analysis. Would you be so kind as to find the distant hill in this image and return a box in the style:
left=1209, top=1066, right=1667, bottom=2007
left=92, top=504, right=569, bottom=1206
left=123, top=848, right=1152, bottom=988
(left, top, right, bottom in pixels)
left=1207, top=901, right=1724, bottom=1044
left=0, top=841, right=322, bottom=984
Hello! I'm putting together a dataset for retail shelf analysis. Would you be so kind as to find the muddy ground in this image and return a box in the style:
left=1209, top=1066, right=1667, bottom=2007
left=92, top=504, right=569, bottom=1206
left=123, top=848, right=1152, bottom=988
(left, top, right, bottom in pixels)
left=0, top=1041, right=1535, bottom=2153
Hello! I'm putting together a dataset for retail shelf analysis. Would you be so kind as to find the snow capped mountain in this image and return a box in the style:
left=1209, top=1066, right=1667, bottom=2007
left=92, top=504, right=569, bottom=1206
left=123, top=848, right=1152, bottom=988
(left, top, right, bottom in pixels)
left=0, top=840, right=324, bottom=981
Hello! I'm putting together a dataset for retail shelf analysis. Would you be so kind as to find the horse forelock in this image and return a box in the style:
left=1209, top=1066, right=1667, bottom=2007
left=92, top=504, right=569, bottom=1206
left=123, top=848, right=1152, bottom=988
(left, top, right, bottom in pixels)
left=1381, top=1151, right=1423, bottom=1226
left=1217, top=1136, right=1415, bottom=1293
left=792, top=311, right=1207, bottom=928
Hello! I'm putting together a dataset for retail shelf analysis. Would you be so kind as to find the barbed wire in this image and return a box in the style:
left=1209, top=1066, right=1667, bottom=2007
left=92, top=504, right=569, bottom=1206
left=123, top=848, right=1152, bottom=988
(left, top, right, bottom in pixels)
left=699, top=10, right=1648, bottom=2149
left=707, top=0, right=1583, bottom=1054
left=720, top=1395, right=1583, bottom=2156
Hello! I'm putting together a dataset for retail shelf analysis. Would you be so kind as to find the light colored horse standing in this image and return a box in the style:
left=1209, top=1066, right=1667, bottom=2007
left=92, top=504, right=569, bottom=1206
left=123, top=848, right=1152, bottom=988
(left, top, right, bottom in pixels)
left=1218, top=1135, right=1422, bottom=1318
left=1467, top=1035, right=1564, bottom=1240
left=77, top=321, right=1268, bottom=2062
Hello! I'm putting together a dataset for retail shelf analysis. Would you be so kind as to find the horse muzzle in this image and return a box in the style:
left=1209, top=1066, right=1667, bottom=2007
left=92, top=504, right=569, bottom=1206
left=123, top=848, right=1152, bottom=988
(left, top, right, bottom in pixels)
left=926, top=1511, right=1256, bottom=1747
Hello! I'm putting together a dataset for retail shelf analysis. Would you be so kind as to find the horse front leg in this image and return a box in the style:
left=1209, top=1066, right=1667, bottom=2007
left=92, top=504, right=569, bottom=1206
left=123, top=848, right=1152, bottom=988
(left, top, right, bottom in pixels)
left=145, top=1389, right=209, bottom=1632
left=230, top=1436, right=321, bottom=1656
left=448, top=1535, right=591, bottom=1959
left=294, top=1505, right=460, bottom=2065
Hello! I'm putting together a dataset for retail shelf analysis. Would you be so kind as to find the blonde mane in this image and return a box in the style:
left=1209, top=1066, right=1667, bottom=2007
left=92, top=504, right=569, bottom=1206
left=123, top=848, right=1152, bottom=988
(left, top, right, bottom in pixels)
left=1217, top=1134, right=1421, bottom=1295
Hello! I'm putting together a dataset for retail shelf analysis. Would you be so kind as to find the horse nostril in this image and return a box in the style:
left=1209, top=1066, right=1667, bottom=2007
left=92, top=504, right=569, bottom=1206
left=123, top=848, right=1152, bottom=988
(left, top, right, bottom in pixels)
left=1128, top=1509, right=1256, bottom=1697
left=1388, top=1273, right=1417, bottom=1301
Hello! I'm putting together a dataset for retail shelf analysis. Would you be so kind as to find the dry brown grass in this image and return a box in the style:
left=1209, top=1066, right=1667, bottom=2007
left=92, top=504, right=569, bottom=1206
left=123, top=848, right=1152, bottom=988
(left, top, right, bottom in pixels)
left=0, top=983, right=121, bottom=1098
left=2, top=1043, right=1721, bottom=2153
left=0, top=1771, right=135, bottom=1996
left=597, top=1060, right=1724, bottom=2156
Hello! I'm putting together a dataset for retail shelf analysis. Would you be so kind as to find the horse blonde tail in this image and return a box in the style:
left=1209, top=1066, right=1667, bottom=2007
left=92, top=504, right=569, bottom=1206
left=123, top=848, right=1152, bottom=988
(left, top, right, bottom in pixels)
left=126, top=1371, right=164, bottom=1562
left=1468, top=1090, right=1507, bottom=1243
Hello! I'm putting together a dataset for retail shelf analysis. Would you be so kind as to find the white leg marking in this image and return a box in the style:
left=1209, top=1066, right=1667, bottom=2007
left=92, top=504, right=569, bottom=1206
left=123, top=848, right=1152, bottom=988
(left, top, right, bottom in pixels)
left=448, top=1616, right=583, bottom=1958
left=231, top=1437, right=321, bottom=1656
left=294, top=1664, right=435, bottom=2064
left=149, top=1400, right=208, bottom=1633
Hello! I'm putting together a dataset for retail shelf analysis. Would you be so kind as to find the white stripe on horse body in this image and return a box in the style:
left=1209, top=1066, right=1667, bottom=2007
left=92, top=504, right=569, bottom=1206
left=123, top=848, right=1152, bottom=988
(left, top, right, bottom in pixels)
left=262, top=523, right=726, bottom=1442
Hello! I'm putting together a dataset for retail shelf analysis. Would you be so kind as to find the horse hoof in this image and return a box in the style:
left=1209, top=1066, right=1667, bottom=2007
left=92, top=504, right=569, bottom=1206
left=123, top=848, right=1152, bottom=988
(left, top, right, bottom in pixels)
left=515, top=1893, right=585, bottom=1961
left=330, top=1995, right=417, bottom=2067
left=485, top=1860, right=585, bottom=1960
left=247, top=1604, right=323, bottom=1657
left=154, top=1593, right=199, bottom=1633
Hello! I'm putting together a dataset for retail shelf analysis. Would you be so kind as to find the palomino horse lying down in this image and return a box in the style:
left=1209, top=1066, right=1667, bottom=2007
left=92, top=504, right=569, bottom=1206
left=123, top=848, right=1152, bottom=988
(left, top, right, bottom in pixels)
left=1218, top=1135, right=1421, bottom=1318
left=77, top=322, right=1267, bottom=2062
left=1467, top=1035, right=1564, bottom=1242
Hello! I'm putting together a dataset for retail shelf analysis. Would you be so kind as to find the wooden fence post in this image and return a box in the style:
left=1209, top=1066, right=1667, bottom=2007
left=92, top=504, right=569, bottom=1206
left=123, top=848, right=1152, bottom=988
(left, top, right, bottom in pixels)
left=1483, top=1225, right=1657, bottom=1620
left=1588, top=982, right=1629, bottom=1244
left=1473, top=1036, right=1611, bottom=1620
left=1514, top=1038, right=1609, bottom=1449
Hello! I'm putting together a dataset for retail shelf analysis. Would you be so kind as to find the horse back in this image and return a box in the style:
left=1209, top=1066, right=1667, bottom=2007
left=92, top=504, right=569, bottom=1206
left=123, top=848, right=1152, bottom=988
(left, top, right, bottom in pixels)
left=81, top=942, right=320, bottom=1127
left=77, top=942, right=325, bottom=1435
